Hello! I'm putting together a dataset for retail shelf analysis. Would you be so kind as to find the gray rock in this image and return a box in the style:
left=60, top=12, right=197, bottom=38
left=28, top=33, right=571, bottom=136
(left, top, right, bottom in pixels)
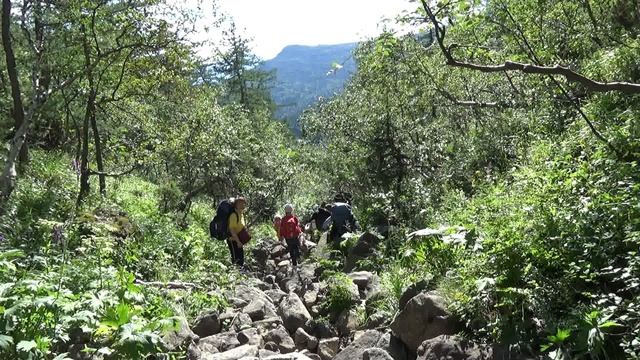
left=199, top=331, right=240, bottom=352
left=376, top=329, right=408, bottom=360
left=278, top=292, right=312, bottom=333
left=336, top=309, right=358, bottom=336
left=264, top=341, right=280, bottom=352
left=253, top=317, right=284, bottom=335
left=348, top=271, right=381, bottom=300
left=348, top=271, right=376, bottom=290
left=243, top=299, right=266, bottom=321
left=238, top=328, right=263, bottom=347
left=272, top=244, right=288, bottom=258
left=305, top=319, right=338, bottom=339
left=363, top=348, right=395, bottom=360
left=258, top=354, right=315, bottom=360
left=344, top=232, right=383, bottom=272
left=390, top=292, right=460, bottom=352
left=264, top=325, right=296, bottom=354
left=230, top=312, right=253, bottom=332
left=300, top=351, right=321, bottom=360
left=187, top=342, right=203, bottom=360
left=265, top=288, right=287, bottom=305
left=163, top=317, right=197, bottom=351
left=294, top=327, right=318, bottom=352
left=302, top=283, right=320, bottom=308
left=366, top=311, right=390, bottom=329
left=333, top=330, right=382, bottom=360
left=317, top=337, right=340, bottom=360
left=229, top=297, right=250, bottom=308
left=417, top=335, right=492, bottom=360
left=228, top=285, right=278, bottom=318
left=202, top=344, right=258, bottom=360
left=265, top=274, right=277, bottom=284
left=192, top=311, right=221, bottom=337
left=398, top=280, right=430, bottom=310
left=258, top=349, right=280, bottom=358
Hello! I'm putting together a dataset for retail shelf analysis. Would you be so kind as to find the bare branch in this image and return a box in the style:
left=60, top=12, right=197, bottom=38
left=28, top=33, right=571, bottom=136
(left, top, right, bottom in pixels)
left=88, top=164, right=138, bottom=177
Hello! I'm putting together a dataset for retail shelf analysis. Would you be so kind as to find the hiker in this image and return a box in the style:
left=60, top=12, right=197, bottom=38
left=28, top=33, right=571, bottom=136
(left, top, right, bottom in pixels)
left=228, top=196, right=249, bottom=268
left=323, top=194, right=359, bottom=245
left=279, top=204, right=303, bottom=268
left=306, top=202, right=331, bottom=242
left=273, top=214, right=282, bottom=239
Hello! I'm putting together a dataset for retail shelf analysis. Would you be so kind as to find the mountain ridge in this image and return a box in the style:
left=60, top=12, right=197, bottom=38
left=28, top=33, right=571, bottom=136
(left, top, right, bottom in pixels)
left=262, top=42, right=358, bottom=134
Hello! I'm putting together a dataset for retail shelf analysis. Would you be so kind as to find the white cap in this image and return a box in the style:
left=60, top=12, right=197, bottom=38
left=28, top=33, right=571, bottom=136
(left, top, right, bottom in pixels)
left=284, top=204, right=294, bottom=213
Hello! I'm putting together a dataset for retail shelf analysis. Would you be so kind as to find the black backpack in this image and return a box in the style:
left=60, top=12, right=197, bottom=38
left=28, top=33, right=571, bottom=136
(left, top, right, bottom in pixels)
left=209, top=199, right=236, bottom=240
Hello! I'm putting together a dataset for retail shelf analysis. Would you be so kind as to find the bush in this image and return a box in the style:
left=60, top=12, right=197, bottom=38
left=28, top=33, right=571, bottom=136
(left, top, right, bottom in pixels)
left=322, top=273, right=358, bottom=315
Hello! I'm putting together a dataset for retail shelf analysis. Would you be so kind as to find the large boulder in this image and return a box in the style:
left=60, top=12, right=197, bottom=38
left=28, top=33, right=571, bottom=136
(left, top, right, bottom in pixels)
left=192, top=311, right=221, bottom=337
left=333, top=330, right=382, bottom=360
left=238, top=328, right=263, bottom=347
left=348, top=271, right=380, bottom=299
left=243, top=299, right=266, bottom=321
left=398, top=280, right=430, bottom=310
left=265, top=288, right=288, bottom=305
left=416, top=335, right=491, bottom=360
left=336, top=309, right=358, bottom=336
left=333, top=330, right=407, bottom=360
left=294, top=327, right=319, bottom=352
left=317, top=337, right=340, bottom=360
left=163, top=317, right=198, bottom=351
left=363, top=348, right=395, bottom=360
left=390, top=292, right=460, bottom=352
left=305, top=319, right=338, bottom=339
left=199, top=331, right=241, bottom=352
left=253, top=317, right=284, bottom=335
left=271, top=244, right=288, bottom=258
left=202, top=344, right=258, bottom=360
left=230, top=312, right=253, bottom=332
left=344, top=232, right=383, bottom=272
left=278, top=292, right=313, bottom=333
left=264, top=325, right=296, bottom=353
left=228, top=285, right=279, bottom=319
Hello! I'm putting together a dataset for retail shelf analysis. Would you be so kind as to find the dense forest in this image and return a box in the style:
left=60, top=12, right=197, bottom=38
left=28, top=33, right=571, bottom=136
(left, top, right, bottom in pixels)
left=1, top=0, right=640, bottom=359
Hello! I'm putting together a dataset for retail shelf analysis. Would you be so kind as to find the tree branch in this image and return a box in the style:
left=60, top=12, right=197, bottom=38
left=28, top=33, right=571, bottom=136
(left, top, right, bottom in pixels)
left=419, top=0, right=640, bottom=94
left=88, top=164, right=138, bottom=177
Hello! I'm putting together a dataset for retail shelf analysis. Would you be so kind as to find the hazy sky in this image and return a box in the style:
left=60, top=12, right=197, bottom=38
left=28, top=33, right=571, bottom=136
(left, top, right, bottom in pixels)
left=191, top=0, right=416, bottom=60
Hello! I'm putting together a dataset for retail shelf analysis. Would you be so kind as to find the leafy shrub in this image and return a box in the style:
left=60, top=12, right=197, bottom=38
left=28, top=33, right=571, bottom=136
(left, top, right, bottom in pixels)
left=321, top=273, right=358, bottom=315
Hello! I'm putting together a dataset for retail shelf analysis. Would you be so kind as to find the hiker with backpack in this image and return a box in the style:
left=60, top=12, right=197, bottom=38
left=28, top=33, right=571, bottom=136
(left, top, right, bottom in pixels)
left=322, top=194, right=359, bottom=245
left=305, top=202, right=331, bottom=242
left=209, top=196, right=251, bottom=269
left=279, top=204, right=303, bottom=268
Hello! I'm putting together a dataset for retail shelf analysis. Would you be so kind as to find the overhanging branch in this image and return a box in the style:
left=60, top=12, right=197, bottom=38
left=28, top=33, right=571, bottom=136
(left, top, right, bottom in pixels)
left=419, top=0, right=640, bottom=94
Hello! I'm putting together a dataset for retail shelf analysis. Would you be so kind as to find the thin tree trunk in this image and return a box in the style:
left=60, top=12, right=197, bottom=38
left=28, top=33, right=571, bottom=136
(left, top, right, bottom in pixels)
left=78, top=24, right=96, bottom=204
left=90, top=111, right=106, bottom=194
left=1, top=0, right=26, bottom=203
left=77, top=89, right=94, bottom=204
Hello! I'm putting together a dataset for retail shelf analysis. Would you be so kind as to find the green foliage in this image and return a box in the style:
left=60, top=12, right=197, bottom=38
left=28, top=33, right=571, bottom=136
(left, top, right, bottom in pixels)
left=321, top=273, right=358, bottom=315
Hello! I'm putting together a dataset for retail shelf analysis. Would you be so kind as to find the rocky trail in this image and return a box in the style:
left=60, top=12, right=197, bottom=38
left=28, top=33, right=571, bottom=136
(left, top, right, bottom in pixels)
left=164, top=232, right=523, bottom=360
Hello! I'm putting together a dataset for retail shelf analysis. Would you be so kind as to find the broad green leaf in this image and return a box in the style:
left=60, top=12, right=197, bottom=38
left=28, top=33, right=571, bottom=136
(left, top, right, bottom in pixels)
left=16, top=340, right=37, bottom=353
left=0, top=334, right=14, bottom=350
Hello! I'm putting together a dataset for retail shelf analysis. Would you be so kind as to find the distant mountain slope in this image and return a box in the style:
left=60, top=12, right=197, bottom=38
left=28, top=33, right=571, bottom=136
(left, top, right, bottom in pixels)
left=262, top=43, right=357, bottom=133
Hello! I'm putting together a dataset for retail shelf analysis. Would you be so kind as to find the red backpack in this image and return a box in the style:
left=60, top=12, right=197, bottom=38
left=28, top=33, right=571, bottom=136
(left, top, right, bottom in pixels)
left=281, top=216, right=301, bottom=239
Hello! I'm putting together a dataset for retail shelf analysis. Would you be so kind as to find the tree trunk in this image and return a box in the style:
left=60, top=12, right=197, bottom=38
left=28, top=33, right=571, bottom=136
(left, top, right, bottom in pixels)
left=77, top=89, right=94, bottom=204
left=1, top=0, right=27, bottom=203
left=90, top=112, right=106, bottom=195
left=77, top=24, right=96, bottom=204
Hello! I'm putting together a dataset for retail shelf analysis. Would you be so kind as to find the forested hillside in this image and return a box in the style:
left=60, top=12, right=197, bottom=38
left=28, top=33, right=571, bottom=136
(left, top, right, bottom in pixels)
left=262, top=43, right=357, bottom=132
left=1, top=0, right=640, bottom=359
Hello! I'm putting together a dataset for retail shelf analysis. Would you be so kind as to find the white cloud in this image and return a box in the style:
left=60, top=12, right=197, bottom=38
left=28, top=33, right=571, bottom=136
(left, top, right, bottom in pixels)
left=186, top=0, right=417, bottom=60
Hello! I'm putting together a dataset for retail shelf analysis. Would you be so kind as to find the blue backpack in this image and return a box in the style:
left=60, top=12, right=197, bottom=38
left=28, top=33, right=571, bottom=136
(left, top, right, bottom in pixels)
left=209, top=199, right=236, bottom=240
